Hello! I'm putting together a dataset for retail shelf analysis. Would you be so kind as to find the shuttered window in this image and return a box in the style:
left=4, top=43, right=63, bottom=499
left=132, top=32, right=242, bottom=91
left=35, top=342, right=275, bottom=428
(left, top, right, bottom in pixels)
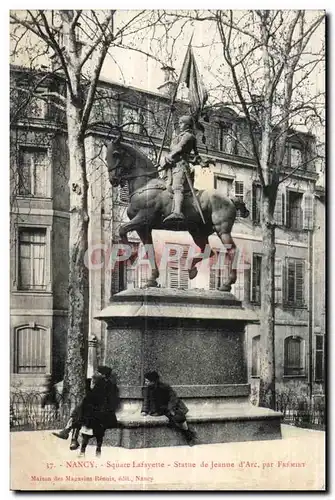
left=167, top=245, right=190, bottom=289
left=274, top=258, right=283, bottom=304
left=118, top=183, right=129, bottom=203
left=286, top=191, right=303, bottom=230
left=315, top=335, right=324, bottom=382
left=15, top=326, right=47, bottom=374
left=19, top=229, right=46, bottom=290
left=251, top=183, right=262, bottom=224
left=285, top=258, right=305, bottom=306
left=273, top=189, right=284, bottom=226
left=251, top=335, right=260, bottom=377
left=251, top=254, right=262, bottom=303
left=284, top=336, right=305, bottom=376
left=18, top=147, right=48, bottom=197
left=209, top=250, right=229, bottom=290
left=302, top=191, right=314, bottom=230
left=234, top=181, right=244, bottom=202
left=250, top=255, right=282, bottom=304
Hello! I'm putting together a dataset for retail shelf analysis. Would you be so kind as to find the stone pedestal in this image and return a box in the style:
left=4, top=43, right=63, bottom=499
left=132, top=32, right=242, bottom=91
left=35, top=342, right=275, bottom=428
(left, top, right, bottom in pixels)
left=97, top=288, right=282, bottom=448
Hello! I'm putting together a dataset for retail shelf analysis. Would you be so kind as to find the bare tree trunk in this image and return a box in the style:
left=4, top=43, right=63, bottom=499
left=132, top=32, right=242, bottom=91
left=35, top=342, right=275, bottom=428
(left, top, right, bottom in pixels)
left=63, top=100, right=89, bottom=401
left=259, top=194, right=276, bottom=409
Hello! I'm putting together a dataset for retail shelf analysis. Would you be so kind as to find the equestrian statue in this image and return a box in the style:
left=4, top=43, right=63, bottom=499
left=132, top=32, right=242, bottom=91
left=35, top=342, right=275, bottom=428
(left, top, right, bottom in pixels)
left=106, top=115, right=250, bottom=291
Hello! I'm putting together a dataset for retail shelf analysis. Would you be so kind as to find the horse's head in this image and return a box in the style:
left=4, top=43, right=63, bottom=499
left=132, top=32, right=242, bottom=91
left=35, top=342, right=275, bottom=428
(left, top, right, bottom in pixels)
left=232, top=198, right=250, bottom=218
left=106, top=131, right=130, bottom=187
left=106, top=127, right=156, bottom=188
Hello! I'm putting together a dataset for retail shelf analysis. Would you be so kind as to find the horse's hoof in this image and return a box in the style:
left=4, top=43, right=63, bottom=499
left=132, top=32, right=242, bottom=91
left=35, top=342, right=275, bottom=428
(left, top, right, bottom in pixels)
left=218, top=284, right=231, bottom=292
left=188, top=267, right=198, bottom=280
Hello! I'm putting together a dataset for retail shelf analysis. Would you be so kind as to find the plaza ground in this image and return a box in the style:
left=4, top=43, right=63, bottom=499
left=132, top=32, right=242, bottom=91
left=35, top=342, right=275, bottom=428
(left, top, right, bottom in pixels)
left=10, top=424, right=325, bottom=491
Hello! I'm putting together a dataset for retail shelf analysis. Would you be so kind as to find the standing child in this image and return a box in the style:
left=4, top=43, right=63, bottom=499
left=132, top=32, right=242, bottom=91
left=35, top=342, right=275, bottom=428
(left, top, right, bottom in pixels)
left=141, top=371, right=196, bottom=446
left=53, top=366, right=119, bottom=456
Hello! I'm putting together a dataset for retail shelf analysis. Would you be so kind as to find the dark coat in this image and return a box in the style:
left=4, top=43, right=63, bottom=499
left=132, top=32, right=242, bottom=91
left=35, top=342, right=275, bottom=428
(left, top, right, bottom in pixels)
left=142, top=382, right=188, bottom=423
left=79, top=378, right=120, bottom=433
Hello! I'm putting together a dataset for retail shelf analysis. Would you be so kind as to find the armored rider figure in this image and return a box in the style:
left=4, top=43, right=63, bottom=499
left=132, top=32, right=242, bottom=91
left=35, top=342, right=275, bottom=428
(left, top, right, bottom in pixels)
left=162, top=115, right=202, bottom=223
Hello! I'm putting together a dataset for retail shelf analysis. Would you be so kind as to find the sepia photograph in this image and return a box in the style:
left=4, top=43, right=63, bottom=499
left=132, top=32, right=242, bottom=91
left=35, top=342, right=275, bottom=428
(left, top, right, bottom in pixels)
left=9, top=8, right=326, bottom=491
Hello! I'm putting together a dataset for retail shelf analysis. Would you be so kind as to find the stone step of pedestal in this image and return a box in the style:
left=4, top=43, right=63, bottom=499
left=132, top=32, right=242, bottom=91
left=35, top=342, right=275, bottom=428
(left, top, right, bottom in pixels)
left=103, top=407, right=282, bottom=449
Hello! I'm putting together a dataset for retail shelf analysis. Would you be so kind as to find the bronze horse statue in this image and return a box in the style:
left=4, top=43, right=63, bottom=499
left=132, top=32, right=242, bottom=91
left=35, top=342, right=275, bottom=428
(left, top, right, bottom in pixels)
left=106, top=132, right=250, bottom=291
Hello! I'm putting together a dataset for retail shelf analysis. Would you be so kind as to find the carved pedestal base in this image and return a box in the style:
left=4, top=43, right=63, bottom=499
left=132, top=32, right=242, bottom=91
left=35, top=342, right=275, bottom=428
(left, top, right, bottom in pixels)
left=97, top=288, right=282, bottom=449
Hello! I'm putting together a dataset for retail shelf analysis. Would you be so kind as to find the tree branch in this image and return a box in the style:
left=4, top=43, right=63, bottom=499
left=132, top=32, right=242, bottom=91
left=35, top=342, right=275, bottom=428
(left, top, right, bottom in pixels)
left=80, top=16, right=115, bottom=134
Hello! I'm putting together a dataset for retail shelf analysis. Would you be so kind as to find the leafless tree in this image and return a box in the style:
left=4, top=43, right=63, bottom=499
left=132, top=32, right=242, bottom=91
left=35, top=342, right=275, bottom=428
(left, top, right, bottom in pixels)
left=10, top=9, right=171, bottom=400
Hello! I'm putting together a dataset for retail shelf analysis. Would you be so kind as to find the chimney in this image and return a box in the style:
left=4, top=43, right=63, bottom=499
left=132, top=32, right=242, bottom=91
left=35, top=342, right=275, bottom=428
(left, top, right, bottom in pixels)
left=157, top=65, right=177, bottom=98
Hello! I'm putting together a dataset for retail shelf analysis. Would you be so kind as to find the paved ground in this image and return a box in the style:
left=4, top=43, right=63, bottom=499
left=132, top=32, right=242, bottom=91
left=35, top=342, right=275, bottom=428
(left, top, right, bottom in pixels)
left=10, top=424, right=325, bottom=491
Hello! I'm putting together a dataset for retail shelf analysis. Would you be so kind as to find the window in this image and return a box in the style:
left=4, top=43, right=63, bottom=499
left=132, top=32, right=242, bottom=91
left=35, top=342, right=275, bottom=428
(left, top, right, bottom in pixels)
left=92, top=92, right=119, bottom=124
left=286, top=191, right=303, bottom=230
left=291, top=147, right=302, bottom=168
left=205, top=124, right=219, bottom=150
left=19, top=228, right=46, bottom=290
left=126, top=261, right=151, bottom=290
left=118, top=183, right=129, bottom=203
left=251, top=254, right=262, bottom=303
left=111, top=243, right=153, bottom=294
left=234, top=181, right=244, bottom=202
left=284, top=336, right=305, bottom=376
left=15, top=325, right=47, bottom=374
left=219, top=123, right=234, bottom=153
left=111, top=261, right=125, bottom=295
left=236, top=124, right=253, bottom=157
left=285, top=258, right=305, bottom=307
left=166, top=245, right=190, bottom=289
left=251, top=335, right=260, bottom=377
left=252, top=183, right=262, bottom=223
left=214, top=175, right=233, bottom=197
left=209, top=250, right=229, bottom=290
left=283, top=145, right=290, bottom=166
left=18, top=147, right=48, bottom=197
left=121, top=105, right=142, bottom=133
left=232, top=269, right=245, bottom=301
left=315, top=335, right=324, bottom=382
left=26, top=88, right=48, bottom=119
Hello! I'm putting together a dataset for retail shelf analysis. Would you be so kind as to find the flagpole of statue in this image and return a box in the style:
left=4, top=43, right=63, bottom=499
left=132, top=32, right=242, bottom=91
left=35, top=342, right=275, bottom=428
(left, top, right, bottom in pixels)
left=156, top=36, right=209, bottom=224
left=156, top=34, right=194, bottom=165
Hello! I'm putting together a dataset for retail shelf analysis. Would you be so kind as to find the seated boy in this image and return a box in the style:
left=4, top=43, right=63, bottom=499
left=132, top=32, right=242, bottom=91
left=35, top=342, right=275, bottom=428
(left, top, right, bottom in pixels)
left=141, top=370, right=196, bottom=445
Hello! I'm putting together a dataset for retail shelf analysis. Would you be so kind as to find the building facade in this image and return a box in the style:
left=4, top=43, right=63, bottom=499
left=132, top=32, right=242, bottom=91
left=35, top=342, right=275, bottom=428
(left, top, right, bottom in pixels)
left=10, top=66, right=325, bottom=395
